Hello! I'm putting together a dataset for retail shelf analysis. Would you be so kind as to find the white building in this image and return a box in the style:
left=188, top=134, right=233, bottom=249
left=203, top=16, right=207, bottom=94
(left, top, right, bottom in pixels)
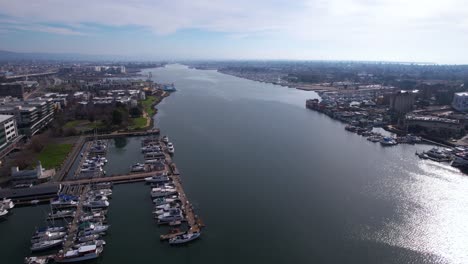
left=452, top=92, right=468, bottom=112
left=0, top=114, right=18, bottom=151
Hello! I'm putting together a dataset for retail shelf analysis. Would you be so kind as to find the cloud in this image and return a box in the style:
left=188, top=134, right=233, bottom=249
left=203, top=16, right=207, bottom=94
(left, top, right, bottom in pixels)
left=0, top=0, right=467, bottom=62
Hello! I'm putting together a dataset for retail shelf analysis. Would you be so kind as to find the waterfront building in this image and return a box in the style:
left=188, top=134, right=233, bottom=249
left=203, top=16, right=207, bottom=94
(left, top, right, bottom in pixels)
left=452, top=92, right=468, bottom=112
left=390, top=90, right=418, bottom=114
left=405, top=115, right=464, bottom=138
left=0, top=97, right=55, bottom=136
left=0, top=114, right=19, bottom=156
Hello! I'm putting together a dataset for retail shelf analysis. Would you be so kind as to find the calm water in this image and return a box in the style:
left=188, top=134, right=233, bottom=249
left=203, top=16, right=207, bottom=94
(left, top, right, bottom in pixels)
left=2, top=64, right=468, bottom=263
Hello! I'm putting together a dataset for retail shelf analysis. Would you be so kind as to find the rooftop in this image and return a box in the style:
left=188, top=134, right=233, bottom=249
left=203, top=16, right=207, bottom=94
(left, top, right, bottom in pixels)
left=0, top=114, right=14, bottom=123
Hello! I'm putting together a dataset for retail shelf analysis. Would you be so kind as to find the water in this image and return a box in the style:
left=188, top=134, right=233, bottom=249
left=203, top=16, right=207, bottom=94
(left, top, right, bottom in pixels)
left=2, top=64, right=468, bottom=263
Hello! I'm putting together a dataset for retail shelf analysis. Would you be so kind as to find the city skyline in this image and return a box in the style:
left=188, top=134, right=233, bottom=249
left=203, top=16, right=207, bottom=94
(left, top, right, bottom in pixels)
left=1, top=0, right=468, bottom=64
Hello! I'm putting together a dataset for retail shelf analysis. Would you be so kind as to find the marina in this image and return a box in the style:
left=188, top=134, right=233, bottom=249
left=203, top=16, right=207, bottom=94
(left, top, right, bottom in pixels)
left=3, top=65, right=468, bottom=263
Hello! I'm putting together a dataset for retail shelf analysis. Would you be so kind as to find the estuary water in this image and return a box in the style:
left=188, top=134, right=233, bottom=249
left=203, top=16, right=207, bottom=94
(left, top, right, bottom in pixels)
left=2, top=64, right=468, bottom=264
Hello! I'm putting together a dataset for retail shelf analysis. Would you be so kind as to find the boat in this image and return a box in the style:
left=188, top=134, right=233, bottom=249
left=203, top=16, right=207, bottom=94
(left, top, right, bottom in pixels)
left=168, top=232, right=201, bottom=245
left=51, top=199, right=78, bottom=208
left=88, top=189, right=112, bottom=197
left=145, top=175, right=170, bottom=184
left=54, top=244, right=103, bottom=263
left=151, top=188, right=178, bottom=198
left=162, top=84, right=177, bottom=92
left=0, top=207, right=8, bottom=218
left=425, top=147, right=451, bottom=159
left=31, top=232, right=67, bottom=243
left=153, top=207, right=181, bottom=215
left=162, top=136, right=169, bottom=143
left=73, top=239, right=106, bottom=249
left=379, top=137, right=397, bottom=146
left=31, top=239, right=63, bottom=252
left=77, top=234, right=101, bottom=243
left=24, top=256, right=51, bottom=264
left=131, top=163, right=145, bottom=172
left=78, top=224, right=109, bottom=236
left=48, top=210, right=75, bottom=219
left=35, top=226, right=66, bottom=235
left=155, top=202, right=181, bottom=210
left=153, top=197, right=179, bottom=206
left=83, top=200, right=109, bottom=209
left=2, top=198, right=15, bottom=210
left=168, top=146, right=175, bottom=154
left=452, top=153, right=468, bottom=168
left=30, top=200, right=40, bottom=205
left=169, top=221, right=181, bottom=226
left=157, top=211, right=184, bottom=222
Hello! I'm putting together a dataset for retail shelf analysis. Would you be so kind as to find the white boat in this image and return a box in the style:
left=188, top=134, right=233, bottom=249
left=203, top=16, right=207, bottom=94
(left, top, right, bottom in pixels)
left=145, top=175, right=170, bottom=183
left=31, top=231, right=67, bottom=243
left=51, top=199, right=78, bottom=207
left=83, top=200, right=109, bottom=209
left=157, top=211, right=184, bottom=222
left=168, top=146, right=175, bottom=154
left=155, top=203, right=180, bottom=210
left=169, top=232, right=201, bottom=245
left=151, top=188, right=178, bottom=198
left=162, top=136, right=169, bottom=143
left=88, top=189, right=112, bottom=197
left=153, top=207, right=181, bottom=215
left=55, top=245, right=103, bottom=263
left=167, top=142, right=173, bottom=148
left=35, top=226, right=66, bottom=234
left=73, top=239, right=106, bottom=249
left=31, top=239, right=63, bottom=252
left=425, top=148, right=451, bottom=159
left=0, top=207, right=8, bottom=218
left=77, top=234, right=101, bottom=243
left=79, top=225, right=109, bottom=236
left=131, top=163, right=146, bottom=172
left=48, top=210, right=75, bottom=219
left=379, top=137, right=397, bottom=146
left=2, top=198, right=14, bottom=210
left=153, top=197, right=179, bottom=206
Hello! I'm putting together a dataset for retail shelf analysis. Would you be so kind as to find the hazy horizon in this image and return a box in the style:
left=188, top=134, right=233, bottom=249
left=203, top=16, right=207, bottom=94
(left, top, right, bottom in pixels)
left=1, top=0, right=467, bottom=64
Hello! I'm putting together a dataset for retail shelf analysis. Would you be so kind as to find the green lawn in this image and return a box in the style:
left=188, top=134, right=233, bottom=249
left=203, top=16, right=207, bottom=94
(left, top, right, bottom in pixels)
left=141, top=96, right=157, bottom=116
left=64, top=120, right=105, bottom=131
left=64, top=120, right=85, bottom=128
left=37, top=143, right=73, bottom=169
left=129, top=117, right=147, bottom=130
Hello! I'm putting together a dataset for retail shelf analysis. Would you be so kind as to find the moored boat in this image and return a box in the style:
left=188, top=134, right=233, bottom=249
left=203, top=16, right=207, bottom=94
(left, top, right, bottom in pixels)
left=169, top=232, right=200, bottom=245
left=54, top=244, right=103, bottom=263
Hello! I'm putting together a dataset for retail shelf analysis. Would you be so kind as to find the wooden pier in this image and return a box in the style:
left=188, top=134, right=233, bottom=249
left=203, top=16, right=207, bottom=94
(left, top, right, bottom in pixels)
left=62, top=171, right=158, bottom=185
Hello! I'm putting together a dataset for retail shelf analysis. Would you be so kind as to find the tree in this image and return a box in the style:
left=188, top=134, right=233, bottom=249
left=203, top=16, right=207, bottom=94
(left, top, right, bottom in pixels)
left=112, top=110, right=123, bottom=125
left=129, top=107, right=142, bottom=117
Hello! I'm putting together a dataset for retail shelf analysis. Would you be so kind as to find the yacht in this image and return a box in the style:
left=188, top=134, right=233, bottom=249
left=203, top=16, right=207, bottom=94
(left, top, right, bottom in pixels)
left=31, top=231, right=67, bottom=243
left=155, top=202, right=181, bottom=210
left=151, top=188, right=178, bottom=198
left=73, top=239, right=106, bottom=249
left=77, top=234, right=101, bottom=243
left=55, top=244, right=103, bottom=263
left=31, top=239, right=63, bottom=252
left=153, top=197, right=179, bottom=206
left=131, top=163, right=146, bottom=172
left=0, top=207, right=8, bottom=218
left=145, top=175, right=170, bottom=184
left=379, top=137, right=397, bottom=146
left=48, top=210, right=75, bottom=219
left=1, top=198, right=14, bottom=210
left=157, top=211, right=184, bottom=222
left=83, top=200, right=109, bottom=209
left=162, top=136, right=169, bottom=143
left=88, top=189, right=112, bottom=197
left=51, top=199, right=78, bottom=208
left=78, top=224, right=109, bottom=236
left=425, top=148, right=451, bottom=159
left=169, top=232, right=201, bottom=245
left=154, top=207, right=181, bottom=215
left=452, top=153, right=468, bottom=168
left=168, top=146, right=175, bottom=154
left=35, top=226, right=66, bottom=235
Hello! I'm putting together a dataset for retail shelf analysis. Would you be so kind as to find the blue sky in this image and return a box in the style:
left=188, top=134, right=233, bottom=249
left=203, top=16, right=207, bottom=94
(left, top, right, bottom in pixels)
left=0, top=0, right=467, bottom=63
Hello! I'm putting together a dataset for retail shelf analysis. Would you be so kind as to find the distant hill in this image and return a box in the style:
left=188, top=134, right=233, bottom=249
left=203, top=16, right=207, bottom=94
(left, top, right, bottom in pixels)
left=0, top=50, right=134, bottom=61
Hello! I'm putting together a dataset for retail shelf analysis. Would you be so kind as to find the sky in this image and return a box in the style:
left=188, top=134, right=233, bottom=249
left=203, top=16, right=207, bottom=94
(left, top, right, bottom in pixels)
left=0, top=0, right=467, bottom=63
